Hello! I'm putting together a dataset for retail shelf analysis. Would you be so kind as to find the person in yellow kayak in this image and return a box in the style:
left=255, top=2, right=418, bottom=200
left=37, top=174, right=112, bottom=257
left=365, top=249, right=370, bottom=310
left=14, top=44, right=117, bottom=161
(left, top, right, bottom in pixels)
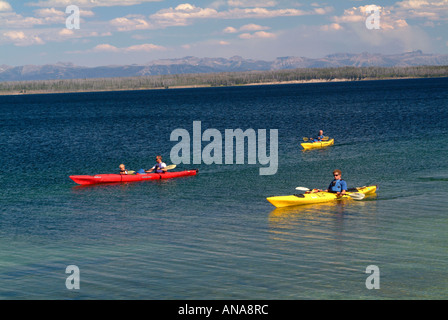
left=146, top=155, right=167, bottom=173
left=310, top=169, right=347, bottom=197
left=310, top=130, right=324, bottom=142
left=326, top=169, right=347, bottom=197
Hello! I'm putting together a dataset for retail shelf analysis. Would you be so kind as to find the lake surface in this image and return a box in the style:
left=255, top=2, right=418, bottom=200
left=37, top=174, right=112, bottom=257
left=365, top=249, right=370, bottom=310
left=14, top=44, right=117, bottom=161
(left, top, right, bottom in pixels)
left=0, top=78, right=447, bottom=299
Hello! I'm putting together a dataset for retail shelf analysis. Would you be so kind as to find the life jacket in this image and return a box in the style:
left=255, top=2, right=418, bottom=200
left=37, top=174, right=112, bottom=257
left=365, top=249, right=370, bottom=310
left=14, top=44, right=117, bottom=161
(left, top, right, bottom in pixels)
left=153, top=163, right=166, bottom=173
left=329, top=179, right=346, bottom=193
left=313, top=135, right=324, bottom=142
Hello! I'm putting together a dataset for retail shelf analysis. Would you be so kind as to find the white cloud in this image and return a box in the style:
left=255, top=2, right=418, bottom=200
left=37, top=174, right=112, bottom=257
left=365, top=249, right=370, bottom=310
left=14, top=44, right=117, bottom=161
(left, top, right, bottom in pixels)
left=150, top=4, right=218, bottom=27
left=395, top=19, right=409, bottom=28
left=333, top=0, right=448, bottom=31
left=58, top=28, right=74, bottom=36
left=3, top=30, right=26, bottom=40
left=0, top=4, right=103, bottom=46
left=395, top=0, right=448, bottom=21
left=110, top=15, right=152, bottom=31
left=93, top=44, right=120, bottom=52
left=34, top=7, right=65, bottom=17
left=239, top=30, right=276, bottom=39
left=3, top=30, right=45, bottom=46
left=92, top=43, right=166, bottom=53
left=320, top=23, right=343, bottom=31
left=395, top=0, right=430, bottom=9
left=125, top=43, right=166, bottom=52
left=227, top=0, right=277, bottom=7
left=223, top=26, right=238, bottom=33
left=0, top=12, right=43, bottom=28
left=321, top=3, right=436, bottom=54
left=142, top=3, right=329, bottom=29
left=333, top=5, right=410, bottom=30
left=175, top=3, right=196, bottom=11
left=0, top=0, right=11, bottom=11
left=239, top=23, right=269, bottom=31
left=29, top=0, right=161, bottom=8
left=224, top=23, right=270, bottom=33
left=33, top=7, right=66, bottom=24
left=223, top=7, right=308, bottom=19
left=0, top=7, right=94, bottom=28
left=314, top=7, right=333, bottom=15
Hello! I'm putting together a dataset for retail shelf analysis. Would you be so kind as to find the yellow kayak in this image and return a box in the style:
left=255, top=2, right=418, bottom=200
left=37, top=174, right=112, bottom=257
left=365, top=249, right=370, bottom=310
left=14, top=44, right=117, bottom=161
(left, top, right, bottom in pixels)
left=301, top=138, right=334, bottom=150
left=266, top=185, right=377, bottom=208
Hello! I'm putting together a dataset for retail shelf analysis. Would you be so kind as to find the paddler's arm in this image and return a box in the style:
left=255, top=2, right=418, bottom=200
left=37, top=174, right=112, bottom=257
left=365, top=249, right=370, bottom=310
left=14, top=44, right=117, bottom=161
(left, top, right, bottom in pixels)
left=307, top=189, right=323, bottom=193
left=337, top=181, right=348, bottom=197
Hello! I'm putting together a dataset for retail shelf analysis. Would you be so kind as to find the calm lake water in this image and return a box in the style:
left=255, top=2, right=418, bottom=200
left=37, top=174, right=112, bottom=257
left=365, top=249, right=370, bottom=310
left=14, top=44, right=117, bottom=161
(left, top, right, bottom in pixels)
left=0, top=78, right=447, bottom=299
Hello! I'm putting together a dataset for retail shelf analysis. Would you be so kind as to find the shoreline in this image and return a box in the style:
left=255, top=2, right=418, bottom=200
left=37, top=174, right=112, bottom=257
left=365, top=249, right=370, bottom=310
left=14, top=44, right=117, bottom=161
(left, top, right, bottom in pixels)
left=0, top=76, right=445, bottom=96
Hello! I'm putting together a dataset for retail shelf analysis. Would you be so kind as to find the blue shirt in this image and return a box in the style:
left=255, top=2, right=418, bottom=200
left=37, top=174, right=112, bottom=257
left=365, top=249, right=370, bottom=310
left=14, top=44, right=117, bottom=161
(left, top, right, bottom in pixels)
left=328, top=179, right=347, bottom=193
left=313, top=135, right=324, bottom=142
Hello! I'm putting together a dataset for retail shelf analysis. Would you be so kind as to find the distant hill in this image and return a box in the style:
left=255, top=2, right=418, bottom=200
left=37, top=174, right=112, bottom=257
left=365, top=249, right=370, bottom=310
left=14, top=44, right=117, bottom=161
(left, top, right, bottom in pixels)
left=1, top=51, right=447, bottom=82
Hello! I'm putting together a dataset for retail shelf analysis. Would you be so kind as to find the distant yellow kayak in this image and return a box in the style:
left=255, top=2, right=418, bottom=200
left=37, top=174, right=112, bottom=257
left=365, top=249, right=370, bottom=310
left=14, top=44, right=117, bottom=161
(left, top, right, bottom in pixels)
left=301, top=138, right=334, bottom=150
left=266, top=185, right=377, bottom=208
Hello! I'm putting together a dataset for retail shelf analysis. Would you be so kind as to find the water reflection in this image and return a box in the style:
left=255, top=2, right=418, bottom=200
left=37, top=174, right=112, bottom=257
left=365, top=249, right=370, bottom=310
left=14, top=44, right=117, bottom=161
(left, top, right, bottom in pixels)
left=71, top=178, right=177, bottom=192
left=268, top=194, right=377, bottom=242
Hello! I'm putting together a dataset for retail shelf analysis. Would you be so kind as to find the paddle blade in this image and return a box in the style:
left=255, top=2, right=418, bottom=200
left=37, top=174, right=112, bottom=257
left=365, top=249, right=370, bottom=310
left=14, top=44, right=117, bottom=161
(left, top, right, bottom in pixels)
left=348, top=192, right=365, bottom=200
left=295, top=187, right=310, bottom=191
left=164, top=164, right=176, bottom=170
left=302, top=137, right=309, bottom=141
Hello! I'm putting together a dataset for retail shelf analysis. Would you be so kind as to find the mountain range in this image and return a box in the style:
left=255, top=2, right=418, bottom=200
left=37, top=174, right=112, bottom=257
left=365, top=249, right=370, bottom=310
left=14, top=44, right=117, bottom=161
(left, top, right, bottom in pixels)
left=1, top=50, right=447, bottom=82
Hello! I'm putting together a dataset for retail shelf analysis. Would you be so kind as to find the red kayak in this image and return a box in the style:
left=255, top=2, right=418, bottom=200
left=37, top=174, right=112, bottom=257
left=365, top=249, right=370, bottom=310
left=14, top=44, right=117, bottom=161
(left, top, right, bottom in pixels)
left=70, top=169, right=198, bottom=185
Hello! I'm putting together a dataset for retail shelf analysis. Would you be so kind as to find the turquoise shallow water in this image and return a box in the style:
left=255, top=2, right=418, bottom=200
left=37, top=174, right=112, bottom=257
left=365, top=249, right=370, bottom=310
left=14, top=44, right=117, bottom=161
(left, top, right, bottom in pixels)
left=0, top=78, right=447, bottom=299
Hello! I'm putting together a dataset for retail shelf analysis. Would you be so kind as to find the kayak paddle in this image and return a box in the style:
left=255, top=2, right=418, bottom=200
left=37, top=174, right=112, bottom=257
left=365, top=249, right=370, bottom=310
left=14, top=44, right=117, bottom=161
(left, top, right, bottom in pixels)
left=302, top=136, right=329, bottom=142
left=295, top=187, right=365, bottom=200
left=295, top=187, right=311, bottom=191
left=145, top=164, right=176, bottom=173
left=346, top=192, right=365, bottom=200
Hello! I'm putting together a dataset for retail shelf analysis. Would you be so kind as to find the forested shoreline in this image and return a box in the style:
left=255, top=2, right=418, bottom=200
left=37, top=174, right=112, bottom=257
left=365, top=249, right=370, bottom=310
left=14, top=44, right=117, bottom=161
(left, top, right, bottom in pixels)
left=1, top=65, right=447, bottom=95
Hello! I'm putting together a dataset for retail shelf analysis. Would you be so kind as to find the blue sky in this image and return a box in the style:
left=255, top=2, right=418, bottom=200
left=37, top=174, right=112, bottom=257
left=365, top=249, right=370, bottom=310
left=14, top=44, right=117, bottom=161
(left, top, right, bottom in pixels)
left=0, top=0, right=447, bottom=66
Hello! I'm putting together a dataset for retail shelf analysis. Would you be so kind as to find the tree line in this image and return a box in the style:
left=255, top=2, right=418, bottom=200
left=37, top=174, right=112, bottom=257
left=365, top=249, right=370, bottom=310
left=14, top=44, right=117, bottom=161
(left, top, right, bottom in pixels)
left=0, top=65, right=447, bottom=94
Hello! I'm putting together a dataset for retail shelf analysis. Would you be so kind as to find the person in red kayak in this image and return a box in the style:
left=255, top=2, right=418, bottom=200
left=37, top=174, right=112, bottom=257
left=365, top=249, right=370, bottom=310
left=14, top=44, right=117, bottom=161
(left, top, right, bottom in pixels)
left=119, top=164, right=128, bottom=175
left=146, top=155, right=167, bottom=173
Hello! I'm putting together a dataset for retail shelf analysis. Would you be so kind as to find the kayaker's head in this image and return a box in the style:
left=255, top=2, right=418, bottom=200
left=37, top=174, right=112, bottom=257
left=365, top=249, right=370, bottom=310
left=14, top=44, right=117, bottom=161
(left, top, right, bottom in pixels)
left=333, top=169, right=342, bottom=180
left=319, top=130, right=323, bottom=135
left=119, top=164, right=126, bottom=171
left=156, top=155, right=162, bottom=163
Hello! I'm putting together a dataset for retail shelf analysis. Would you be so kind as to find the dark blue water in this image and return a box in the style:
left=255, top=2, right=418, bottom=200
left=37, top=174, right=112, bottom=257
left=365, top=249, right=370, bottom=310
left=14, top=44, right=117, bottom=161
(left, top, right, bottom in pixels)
left=0, top=78, right=447, bottom=299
